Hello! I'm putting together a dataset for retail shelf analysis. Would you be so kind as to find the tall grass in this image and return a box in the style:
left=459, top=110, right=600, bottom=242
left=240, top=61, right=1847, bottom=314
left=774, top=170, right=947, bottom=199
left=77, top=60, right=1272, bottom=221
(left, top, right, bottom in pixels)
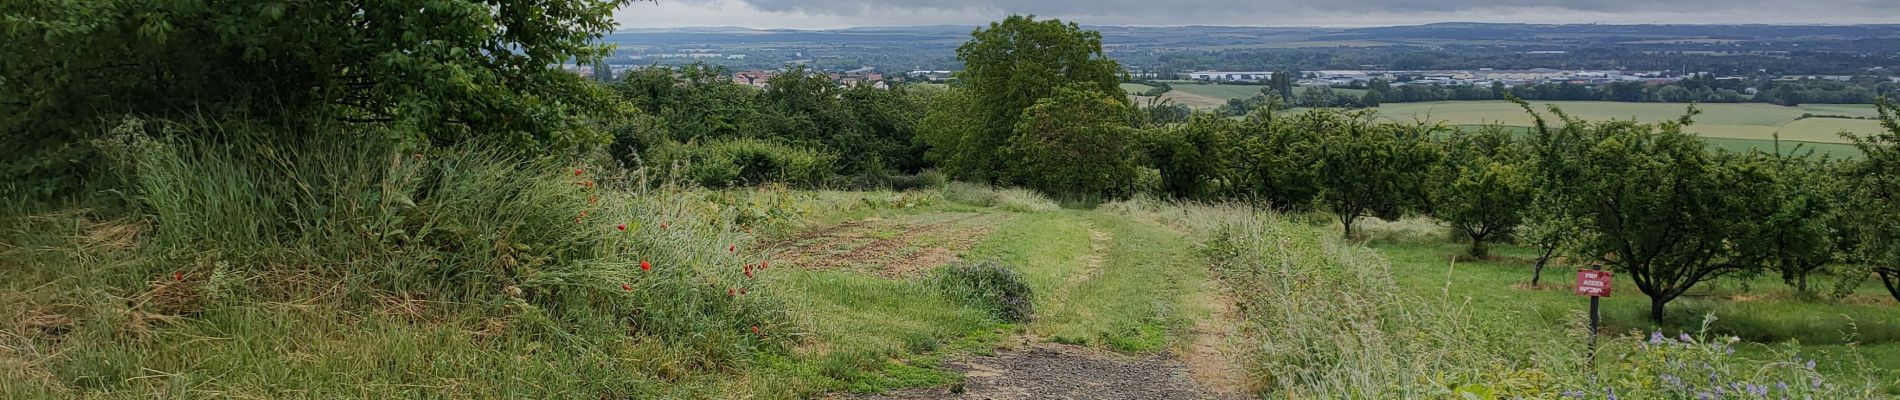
left=1162, top=199, right=1890, bottom=398
left=939, top=182, right=1059, bottom=212
left=3, top=119, right=796, bottom=397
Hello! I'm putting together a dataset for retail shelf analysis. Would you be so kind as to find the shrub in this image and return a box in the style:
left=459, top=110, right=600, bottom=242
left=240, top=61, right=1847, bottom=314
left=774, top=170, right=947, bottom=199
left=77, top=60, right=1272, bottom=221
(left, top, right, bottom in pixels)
left=931, top=260, right=1034, bottom=323
left=648, top=138, right=837, bottom=188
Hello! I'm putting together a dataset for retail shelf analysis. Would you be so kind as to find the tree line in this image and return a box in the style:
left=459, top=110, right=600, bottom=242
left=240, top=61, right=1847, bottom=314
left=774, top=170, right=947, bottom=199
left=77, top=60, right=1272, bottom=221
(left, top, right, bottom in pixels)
left=912, top=16, right=1900, bottom=323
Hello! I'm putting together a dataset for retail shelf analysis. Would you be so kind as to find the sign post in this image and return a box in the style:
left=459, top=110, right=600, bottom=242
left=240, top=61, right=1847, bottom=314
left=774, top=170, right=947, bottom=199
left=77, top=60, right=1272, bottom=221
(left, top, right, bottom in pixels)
left=1575, top=266, right=1613, bottom=365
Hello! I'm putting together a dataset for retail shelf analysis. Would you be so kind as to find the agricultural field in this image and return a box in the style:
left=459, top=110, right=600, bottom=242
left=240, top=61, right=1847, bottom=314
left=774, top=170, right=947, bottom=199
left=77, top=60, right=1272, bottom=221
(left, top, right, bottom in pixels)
left=1371, top=101, right=1885, bottom=144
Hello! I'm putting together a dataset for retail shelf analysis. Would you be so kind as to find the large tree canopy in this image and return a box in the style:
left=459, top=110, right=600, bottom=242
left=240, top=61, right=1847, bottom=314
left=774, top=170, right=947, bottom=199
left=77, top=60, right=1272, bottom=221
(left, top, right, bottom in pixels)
left=928, top=15, right=1124, bottom=182
left=1, top=0, right=630, bottom=147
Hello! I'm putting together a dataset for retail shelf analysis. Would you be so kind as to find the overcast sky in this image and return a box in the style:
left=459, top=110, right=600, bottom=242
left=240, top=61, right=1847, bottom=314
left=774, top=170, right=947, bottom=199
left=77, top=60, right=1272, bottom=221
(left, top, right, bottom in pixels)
left=613, top=0, right=1900, bottom=30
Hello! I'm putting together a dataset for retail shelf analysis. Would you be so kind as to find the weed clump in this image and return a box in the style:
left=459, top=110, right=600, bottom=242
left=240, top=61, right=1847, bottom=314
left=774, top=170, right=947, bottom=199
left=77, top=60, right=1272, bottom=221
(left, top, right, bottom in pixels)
left=932, top=260, right=1034, bottom=323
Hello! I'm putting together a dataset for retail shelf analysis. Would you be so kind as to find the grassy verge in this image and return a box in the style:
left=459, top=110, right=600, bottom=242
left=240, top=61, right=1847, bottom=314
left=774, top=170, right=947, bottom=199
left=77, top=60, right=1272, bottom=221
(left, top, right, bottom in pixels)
left=1116, top=196, right=1900, bottom=398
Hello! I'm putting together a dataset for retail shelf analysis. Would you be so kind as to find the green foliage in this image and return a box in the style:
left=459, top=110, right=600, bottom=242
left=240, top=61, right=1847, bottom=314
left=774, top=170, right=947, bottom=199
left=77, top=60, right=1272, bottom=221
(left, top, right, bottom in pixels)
left=1226, top=108, right=1323, bottom=210
left=608, top=64, right=929, bottom=182
left=1305, top=110, right=1445, bottom=238
left=1526, top=103, right=1768, bottom=322
left=1, top=0, right=633, bottom=202
left=1842, top=98, right=1900, bottom=302
left=1007, top=84, right=1142, bottom=197
left=1144, top=113, right=1236, bottom=199
left=935, top=15, right=1125, bottom=183
left=1431, top=125, right=1533, bottom=257
left=649, top=138, right=838, bottom=188
left=932, top=260, right=1035, bottom=323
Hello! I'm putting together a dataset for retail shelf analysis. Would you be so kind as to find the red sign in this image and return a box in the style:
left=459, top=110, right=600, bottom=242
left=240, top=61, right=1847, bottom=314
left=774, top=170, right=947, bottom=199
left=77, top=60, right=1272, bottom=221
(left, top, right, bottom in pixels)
left=1575, top=269, right=1612, bottom=297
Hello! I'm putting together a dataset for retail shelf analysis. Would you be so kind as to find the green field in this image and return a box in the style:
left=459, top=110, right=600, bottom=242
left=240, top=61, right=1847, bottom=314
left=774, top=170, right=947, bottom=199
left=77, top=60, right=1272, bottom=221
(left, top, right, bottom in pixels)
left=1375, top=101, right=1885, bottom=144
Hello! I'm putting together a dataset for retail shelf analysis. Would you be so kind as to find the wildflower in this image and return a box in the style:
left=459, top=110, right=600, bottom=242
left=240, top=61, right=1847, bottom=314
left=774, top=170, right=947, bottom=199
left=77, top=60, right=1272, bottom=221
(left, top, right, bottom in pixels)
left=583, top=181, right=594, bottom=188
left=574, top=169, right=584, bottom=176
left=617, top=224, right=627, bottom=231
left=580, top=211, right=589, bottom=218
left=1777, top=382, right=1789, bottom=391
left=589, top=196, right=598, bottom=205
left=760, top=260, right=769, bottom=269
left=728, top=288, right=737, bottom=297
left=1680, top=332, right=1693, bottom=342
left=739, top=287, right=748, bottom=295
left=728, top=244, right=736, bottom=252
left=622, top=284, right=632, bottom=291
left=751, top=325, right=760, bottom=335
left=1748, top=383, right=1767, bottom=396
left=640, top=260, right=651, bottom=271
left=1811, top=376, right=1822, bottom=388
left=1650, top=331, right=1666, bottom=345
left=1805, top=360, right=1815, bottom=370
left=174, top=271, right=183, bottom=281
left=660, top=222, right=669, bottom=229
left=1606, top=388, right=1618, bottom=400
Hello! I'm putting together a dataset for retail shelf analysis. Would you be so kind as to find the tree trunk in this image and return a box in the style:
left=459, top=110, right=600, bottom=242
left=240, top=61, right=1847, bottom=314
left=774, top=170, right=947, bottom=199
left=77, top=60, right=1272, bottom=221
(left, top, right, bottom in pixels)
left=1467, top=231, right=1489, bottom=259
left=1340, top=213, right=1357, bottom=239
left=1530, top=246, right=1555, bottom=287
left=1649, top=295, right=1671, bottom=323
left=1881, top=269, right=1900, bottom=303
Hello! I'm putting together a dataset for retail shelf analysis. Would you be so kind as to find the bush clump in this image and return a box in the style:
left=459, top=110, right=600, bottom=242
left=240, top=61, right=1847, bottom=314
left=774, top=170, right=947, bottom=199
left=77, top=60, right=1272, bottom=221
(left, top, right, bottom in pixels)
left=648, top=138, right=837, bottom=188
left=931, top=260, right=1034, bottom=323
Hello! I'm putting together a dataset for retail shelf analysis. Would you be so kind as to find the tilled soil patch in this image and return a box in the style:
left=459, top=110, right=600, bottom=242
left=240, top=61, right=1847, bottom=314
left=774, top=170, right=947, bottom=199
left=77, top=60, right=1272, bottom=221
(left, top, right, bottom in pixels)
left=773, top=213, right=1011, bottom=276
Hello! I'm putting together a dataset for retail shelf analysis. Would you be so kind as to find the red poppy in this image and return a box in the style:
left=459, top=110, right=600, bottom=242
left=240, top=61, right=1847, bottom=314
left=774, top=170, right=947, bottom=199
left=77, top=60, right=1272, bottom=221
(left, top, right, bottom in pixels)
left=745, top=268, right=753, bottom=279
left=739, top=287, right=748, bottom=295
left=575, top=216, right=583, bottom=224
left=760, top=260, right=769, bottom=270
left=173, top=271, right=183, bottom=281
left=583, top=181, right=594, bottom=188
left=622, top=284, right=632, bottom=291
left=660, top=222, right=669, bottom=229
left=640, top=260, right=651, bottom=271
left=616, top=224, right=627, bottom=231
left=728, top=244, right=736, bottom=252
left=589, top=196, right=598, bottom=205
left=573, top=169, right=583, bottom=176
left=579, top=211, right=589, bottom=218
left=751, top=325, right=760, bottom=335
left=727, top=288, right=736, bottom=297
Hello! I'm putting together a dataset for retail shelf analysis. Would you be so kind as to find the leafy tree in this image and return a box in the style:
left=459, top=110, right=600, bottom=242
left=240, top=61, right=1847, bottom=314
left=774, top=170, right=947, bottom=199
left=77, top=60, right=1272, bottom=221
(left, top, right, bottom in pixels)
left=2, top=0, right=634, bottom=202
left=1146, top=113, right=1236, bottom=199
left=1306, top=110, right=1444, bottom=238
left=1228, top=108, right=1322, bottom=210
left=1841, top=98, right=1900, bottom=302
left=1, top=0, right=630, bottom=147
left=938, top=15, right=1123, bottom=183
left=1360, top=90, right=1384, bottom=107
left=1006, top=84, right=1140, bottom=197
left=1540, top=105, right=1767, bottom=322
left=841, top=83, right=931, bottom=173
left=1730, top=145, right=1843, bottom=294
left=1431, top=126, right=1533, bottom=258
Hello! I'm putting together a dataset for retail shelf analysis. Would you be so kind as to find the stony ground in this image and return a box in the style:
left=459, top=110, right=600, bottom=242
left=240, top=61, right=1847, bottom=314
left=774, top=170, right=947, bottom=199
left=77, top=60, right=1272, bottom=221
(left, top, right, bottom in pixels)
left=846, top=338, right=1241, bottom=400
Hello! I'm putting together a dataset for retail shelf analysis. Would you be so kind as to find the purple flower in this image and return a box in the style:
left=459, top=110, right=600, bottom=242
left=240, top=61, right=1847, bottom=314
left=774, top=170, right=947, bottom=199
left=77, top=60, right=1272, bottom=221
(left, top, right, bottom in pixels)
left=1811, top=376, right=1823, bottom=388
left=1651, top=331, right=1667, bottom=345
left=1561, top=389, right=1585, bottom=398
left=1748, top=383, right=1768, bottom=396
left=1777, top=381, right=1789, bottom=391
left=1607, top=388, right=1619, bottom=400
left=1698, top=392, right=1712, bottom=400
left=1804, top=359, right=1815, bottom=370
left=1680, top=332, right=1694, bottom=342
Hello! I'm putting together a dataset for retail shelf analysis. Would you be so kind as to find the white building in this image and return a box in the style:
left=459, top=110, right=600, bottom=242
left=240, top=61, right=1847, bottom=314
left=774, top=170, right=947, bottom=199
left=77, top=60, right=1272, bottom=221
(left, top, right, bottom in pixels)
left=1186, top=71, right=1275, bottom=82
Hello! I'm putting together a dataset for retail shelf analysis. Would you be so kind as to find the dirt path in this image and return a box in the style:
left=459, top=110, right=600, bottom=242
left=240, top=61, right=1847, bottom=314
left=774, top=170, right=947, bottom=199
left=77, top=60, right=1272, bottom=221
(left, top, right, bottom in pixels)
left=845, top=217, right=1245, bottom=400
left=852, top=337, right=1238, bottom=400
